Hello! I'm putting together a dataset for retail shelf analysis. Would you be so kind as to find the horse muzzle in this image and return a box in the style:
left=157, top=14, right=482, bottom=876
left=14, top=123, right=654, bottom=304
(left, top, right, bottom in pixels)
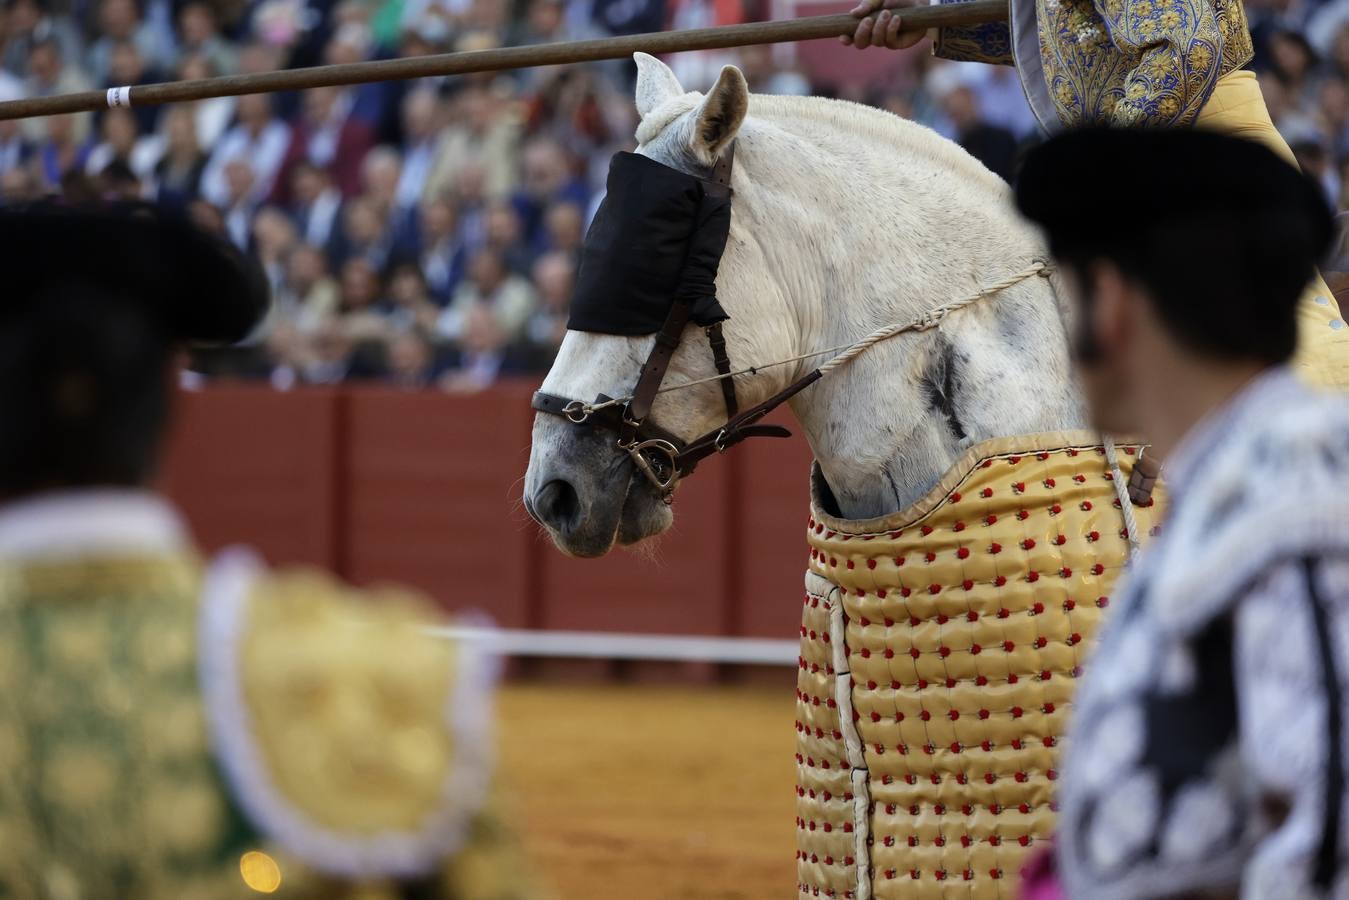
left=525, top=415, right=676, bottom=557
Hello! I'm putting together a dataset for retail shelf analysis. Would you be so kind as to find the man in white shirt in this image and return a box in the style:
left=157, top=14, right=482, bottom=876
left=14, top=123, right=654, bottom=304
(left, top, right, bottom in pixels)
left=200, top=93, right=291, bottom=208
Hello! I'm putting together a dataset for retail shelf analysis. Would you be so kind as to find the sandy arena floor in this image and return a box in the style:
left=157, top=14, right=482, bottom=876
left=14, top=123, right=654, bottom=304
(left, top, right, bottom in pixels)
left=497, top=682, right=798, bottom=899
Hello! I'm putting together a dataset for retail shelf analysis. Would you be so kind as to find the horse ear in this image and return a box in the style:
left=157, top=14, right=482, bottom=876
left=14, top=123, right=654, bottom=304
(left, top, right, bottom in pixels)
left=692, top=65, right=748, bottom=163
left=634, top=52, right=684, bottom=118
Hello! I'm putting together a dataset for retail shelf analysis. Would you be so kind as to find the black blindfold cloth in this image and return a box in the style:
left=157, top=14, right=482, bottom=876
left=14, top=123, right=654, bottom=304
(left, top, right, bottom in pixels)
left=567, top=151, right=732, bottom=336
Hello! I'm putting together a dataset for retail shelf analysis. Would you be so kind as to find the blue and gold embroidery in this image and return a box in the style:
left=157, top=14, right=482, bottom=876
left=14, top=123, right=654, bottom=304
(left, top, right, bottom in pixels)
left=934, top=18, right=1015, bottom=65
left=934, top=0, right=1252, bottom=127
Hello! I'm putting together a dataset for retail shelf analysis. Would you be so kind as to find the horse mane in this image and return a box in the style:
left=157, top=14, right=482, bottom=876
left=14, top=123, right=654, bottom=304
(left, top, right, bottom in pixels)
left=743, top=93, right=1012, bottom=197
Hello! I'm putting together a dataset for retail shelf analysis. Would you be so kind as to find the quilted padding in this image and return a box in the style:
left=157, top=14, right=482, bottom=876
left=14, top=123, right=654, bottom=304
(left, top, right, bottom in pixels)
left=795, top=432, right=1165, bottom=899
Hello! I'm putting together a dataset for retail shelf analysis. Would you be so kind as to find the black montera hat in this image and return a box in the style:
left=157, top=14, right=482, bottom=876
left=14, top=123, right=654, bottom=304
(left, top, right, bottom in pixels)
left=1015, top=127, right=1335, bottom=363
left=1015, top=127, right=1334, bottom=275
left=0, top=203, right=269, bottom=343
left=0, top=203, right=269, bottom=495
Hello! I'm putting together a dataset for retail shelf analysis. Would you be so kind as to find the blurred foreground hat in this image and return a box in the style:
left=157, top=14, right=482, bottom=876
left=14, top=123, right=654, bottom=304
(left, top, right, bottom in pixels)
left=0, top=203, right=269, bottom=343
left=1015, top=126, right=1334, bottom=278
left=0, top=204, right=268, bottom=493
left=1015, top=127, right=1335, bottom=363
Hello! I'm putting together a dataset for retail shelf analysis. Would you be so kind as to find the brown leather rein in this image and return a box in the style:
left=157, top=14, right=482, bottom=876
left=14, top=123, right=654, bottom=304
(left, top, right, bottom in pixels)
left=531, top=142, right=821, bottom=502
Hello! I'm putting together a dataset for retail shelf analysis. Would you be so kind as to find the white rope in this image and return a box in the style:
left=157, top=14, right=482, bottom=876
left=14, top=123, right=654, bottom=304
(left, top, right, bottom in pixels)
left=1103, top=436, right=1143, bottom=559
left=817, top=260, right=1051, bottom=377
left=571, top=259, right=1052, bottom=418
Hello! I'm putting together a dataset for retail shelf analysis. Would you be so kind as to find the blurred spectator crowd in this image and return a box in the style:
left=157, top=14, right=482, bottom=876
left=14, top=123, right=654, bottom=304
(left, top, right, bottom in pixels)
left=3, top=0, right=1349, bottom=388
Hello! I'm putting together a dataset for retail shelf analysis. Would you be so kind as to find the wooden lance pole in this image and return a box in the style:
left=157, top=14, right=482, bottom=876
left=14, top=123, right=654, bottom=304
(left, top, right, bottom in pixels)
left=0, top=0, right=1008, bottom=121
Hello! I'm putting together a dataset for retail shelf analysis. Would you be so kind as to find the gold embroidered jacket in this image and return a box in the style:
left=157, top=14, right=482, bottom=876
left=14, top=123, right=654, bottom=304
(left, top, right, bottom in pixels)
left=931, top=0, right=1253, bottom=128
left=0, top=492, right=533, bottom=900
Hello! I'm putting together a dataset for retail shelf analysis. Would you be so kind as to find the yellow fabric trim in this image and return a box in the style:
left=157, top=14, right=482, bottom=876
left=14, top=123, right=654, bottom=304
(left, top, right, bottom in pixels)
left=239, top=570, right=458, bottom=836
left=808, top=430, right=1147, bottom=533
left=796, top=435, right=1166, bottom=898
left=933, top=21, right=1016, bottom=66
left=1196, top=70, right=1349, bottom=390
left=0, top=552, right=242, bottom=900
left=2, top=553, right=201, bottom=598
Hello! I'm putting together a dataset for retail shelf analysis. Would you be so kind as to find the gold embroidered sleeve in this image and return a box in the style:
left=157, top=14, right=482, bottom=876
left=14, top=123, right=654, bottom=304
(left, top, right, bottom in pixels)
left=933, top=22, right=1016, bottom=64
left=200, top=549, right=518, bottom=890
left=1097, top=0, right=1224, bottom=126
left=931, top=0, right=1015, bottom=64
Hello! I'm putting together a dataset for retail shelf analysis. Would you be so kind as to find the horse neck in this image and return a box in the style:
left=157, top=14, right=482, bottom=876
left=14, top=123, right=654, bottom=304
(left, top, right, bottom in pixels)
left=731, top=100, right=1085, bottom=521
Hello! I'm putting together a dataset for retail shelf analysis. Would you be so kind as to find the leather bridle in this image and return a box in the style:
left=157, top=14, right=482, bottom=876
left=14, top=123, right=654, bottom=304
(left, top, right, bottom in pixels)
left=531, top=142, right=822, bottom=503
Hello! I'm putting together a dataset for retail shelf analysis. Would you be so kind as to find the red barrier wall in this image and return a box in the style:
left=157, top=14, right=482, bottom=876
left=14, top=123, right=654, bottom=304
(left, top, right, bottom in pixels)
left=341, top=384, right=538, bottom=628
left=160, top=386, right=341, bottom=568
left=732, top=419, right=817, bottom=638
left=161, top=380, right=818, bottom=641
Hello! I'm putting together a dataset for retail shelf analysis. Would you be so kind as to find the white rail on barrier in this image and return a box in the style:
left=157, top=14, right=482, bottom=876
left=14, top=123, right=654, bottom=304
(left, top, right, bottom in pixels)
left=426, top=627, right=799, bottom=666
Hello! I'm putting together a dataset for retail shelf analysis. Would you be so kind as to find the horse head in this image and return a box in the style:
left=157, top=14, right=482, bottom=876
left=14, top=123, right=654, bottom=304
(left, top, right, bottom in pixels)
left=523, top=54, right=800, bottom=558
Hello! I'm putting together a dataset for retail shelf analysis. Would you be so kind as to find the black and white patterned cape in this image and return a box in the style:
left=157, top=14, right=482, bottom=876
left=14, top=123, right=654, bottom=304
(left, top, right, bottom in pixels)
left=1058, top=368, right=1349, bottom=899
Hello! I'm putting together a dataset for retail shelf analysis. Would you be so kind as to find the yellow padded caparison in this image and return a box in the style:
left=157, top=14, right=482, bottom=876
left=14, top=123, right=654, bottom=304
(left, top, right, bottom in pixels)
left=794, top=432, right=1166, bottom=900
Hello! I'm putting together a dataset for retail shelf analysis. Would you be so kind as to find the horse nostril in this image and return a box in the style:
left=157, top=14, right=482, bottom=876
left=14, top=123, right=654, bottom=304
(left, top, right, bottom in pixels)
left=533, top=479, right=581, bottom=532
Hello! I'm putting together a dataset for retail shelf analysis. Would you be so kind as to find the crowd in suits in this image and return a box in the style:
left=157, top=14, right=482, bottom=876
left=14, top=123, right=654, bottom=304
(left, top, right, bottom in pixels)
left=3, top=0, right=1349, bottom=389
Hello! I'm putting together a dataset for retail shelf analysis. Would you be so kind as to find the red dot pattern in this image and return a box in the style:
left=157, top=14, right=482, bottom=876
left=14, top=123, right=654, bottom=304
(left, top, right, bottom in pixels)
left=794, top=440, right=1166, bottom=898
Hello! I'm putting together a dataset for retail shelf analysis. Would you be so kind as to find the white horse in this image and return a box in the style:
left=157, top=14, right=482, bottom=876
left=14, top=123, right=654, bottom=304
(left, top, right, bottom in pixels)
left=524, top=52, right=1084, bottom=558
